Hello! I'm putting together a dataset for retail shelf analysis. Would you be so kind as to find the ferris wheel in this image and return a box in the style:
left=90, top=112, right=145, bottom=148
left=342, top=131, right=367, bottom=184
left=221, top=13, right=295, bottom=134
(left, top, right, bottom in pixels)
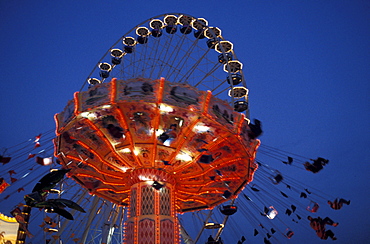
left=0, top=13, right=346, bottom=244
left=83, top=13, right=249, bottom=115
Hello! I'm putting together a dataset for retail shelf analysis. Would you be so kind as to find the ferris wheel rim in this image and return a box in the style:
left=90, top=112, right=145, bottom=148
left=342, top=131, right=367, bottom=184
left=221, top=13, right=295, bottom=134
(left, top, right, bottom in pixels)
left=80, top=13, right=249, bottom=117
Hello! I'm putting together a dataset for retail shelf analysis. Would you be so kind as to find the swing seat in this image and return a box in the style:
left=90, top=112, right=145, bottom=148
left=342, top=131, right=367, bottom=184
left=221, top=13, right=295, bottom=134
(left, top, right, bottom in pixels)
left=306, top=202, right=319, bottom=213
left=266, top=206, right=278, bottom=219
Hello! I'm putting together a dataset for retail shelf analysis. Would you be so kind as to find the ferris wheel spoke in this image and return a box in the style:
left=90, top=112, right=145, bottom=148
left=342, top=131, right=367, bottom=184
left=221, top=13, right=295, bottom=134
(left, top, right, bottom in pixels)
left=136, top=46, right=147, bottom=77
left=50, top=189, right=87, bottom=244
left=139, top=39, right=159, bottom=78
left=177, top=44, right=213, bottom=84
left=192, top=62, right=222, bottom=90
left=169, top=37, right=203, bottom=83
left=147, top=38, right=163, bottom=78
left=211, top=86, right=230, bottom=98
left=79, top=196, right=101, bottom=243
left=155, top=33, right=178, bottom=78
left=131, top=51, right=140, bottom=78
left=162, top=34, right=192, bottom=81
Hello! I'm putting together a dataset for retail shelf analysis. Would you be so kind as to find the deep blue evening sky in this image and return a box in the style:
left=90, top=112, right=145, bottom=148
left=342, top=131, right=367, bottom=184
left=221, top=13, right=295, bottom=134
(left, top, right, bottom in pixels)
left=0, top=1, right=369, bottom=243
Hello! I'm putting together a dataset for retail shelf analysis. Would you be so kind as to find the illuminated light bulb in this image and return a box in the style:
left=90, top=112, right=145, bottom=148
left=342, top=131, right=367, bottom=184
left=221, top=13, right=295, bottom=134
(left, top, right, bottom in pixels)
left=120, top=167, right=129, bottom=172
left=80, top=112, right=89, bottom=118
left=193, top=123, right=210, bottom=133
left=36, top=157, right=53, bottom=166
left=138, top=175, right=152, bottom=181
left=176, top=152, right=192, bottom=162
left=163, top=139, right=172, bottom=147
left=156, top=129, right=165, bottom=136
left=159, top=104, right=174, bottom=113
left=133, top=148, right=140, bottom=156
left=146, top=180, right=154, bottom=185
left=43, top=157, right=53, bottom=165
left=88, top=113, right=97, bottom=120
left=121, top=148, right=131, bottom=153
left=80, top=112, right=97, bottom=120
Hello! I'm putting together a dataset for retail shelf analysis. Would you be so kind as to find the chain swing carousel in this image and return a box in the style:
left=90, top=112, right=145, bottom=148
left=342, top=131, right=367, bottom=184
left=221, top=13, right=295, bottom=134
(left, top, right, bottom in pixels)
left=53, top=13, right=258, bottom=244
left=0, top=13, right=348, bottom=244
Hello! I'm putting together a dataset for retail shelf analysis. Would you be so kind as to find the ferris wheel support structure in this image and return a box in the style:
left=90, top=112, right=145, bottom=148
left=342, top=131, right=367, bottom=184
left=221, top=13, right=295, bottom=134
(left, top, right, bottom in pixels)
left=101, top=205, right=123, bottom=244
left=180, top=223, right=195, bottom=244
left=80, top=196, right=100, bottom=243
left=214, top=199, right=235, bottom=241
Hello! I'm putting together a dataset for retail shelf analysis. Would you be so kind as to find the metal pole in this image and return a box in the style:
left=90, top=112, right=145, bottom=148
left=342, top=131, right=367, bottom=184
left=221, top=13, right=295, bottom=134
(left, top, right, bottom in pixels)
left=81, top=196, right=100, bottom=243
left=193, top=210, right=213, bottom=244
left=101, top=204, right=121, bottom=244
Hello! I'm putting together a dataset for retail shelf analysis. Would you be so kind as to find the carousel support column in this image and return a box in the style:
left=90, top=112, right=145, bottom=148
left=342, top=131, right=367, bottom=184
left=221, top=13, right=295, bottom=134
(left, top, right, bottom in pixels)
left=125, top=169, right=178, bottom=244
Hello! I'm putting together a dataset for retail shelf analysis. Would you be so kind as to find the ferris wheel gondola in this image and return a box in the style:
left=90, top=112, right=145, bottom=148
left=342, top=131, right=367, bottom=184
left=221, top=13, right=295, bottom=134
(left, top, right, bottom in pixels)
left=220, top=204, right=238, bottom=216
